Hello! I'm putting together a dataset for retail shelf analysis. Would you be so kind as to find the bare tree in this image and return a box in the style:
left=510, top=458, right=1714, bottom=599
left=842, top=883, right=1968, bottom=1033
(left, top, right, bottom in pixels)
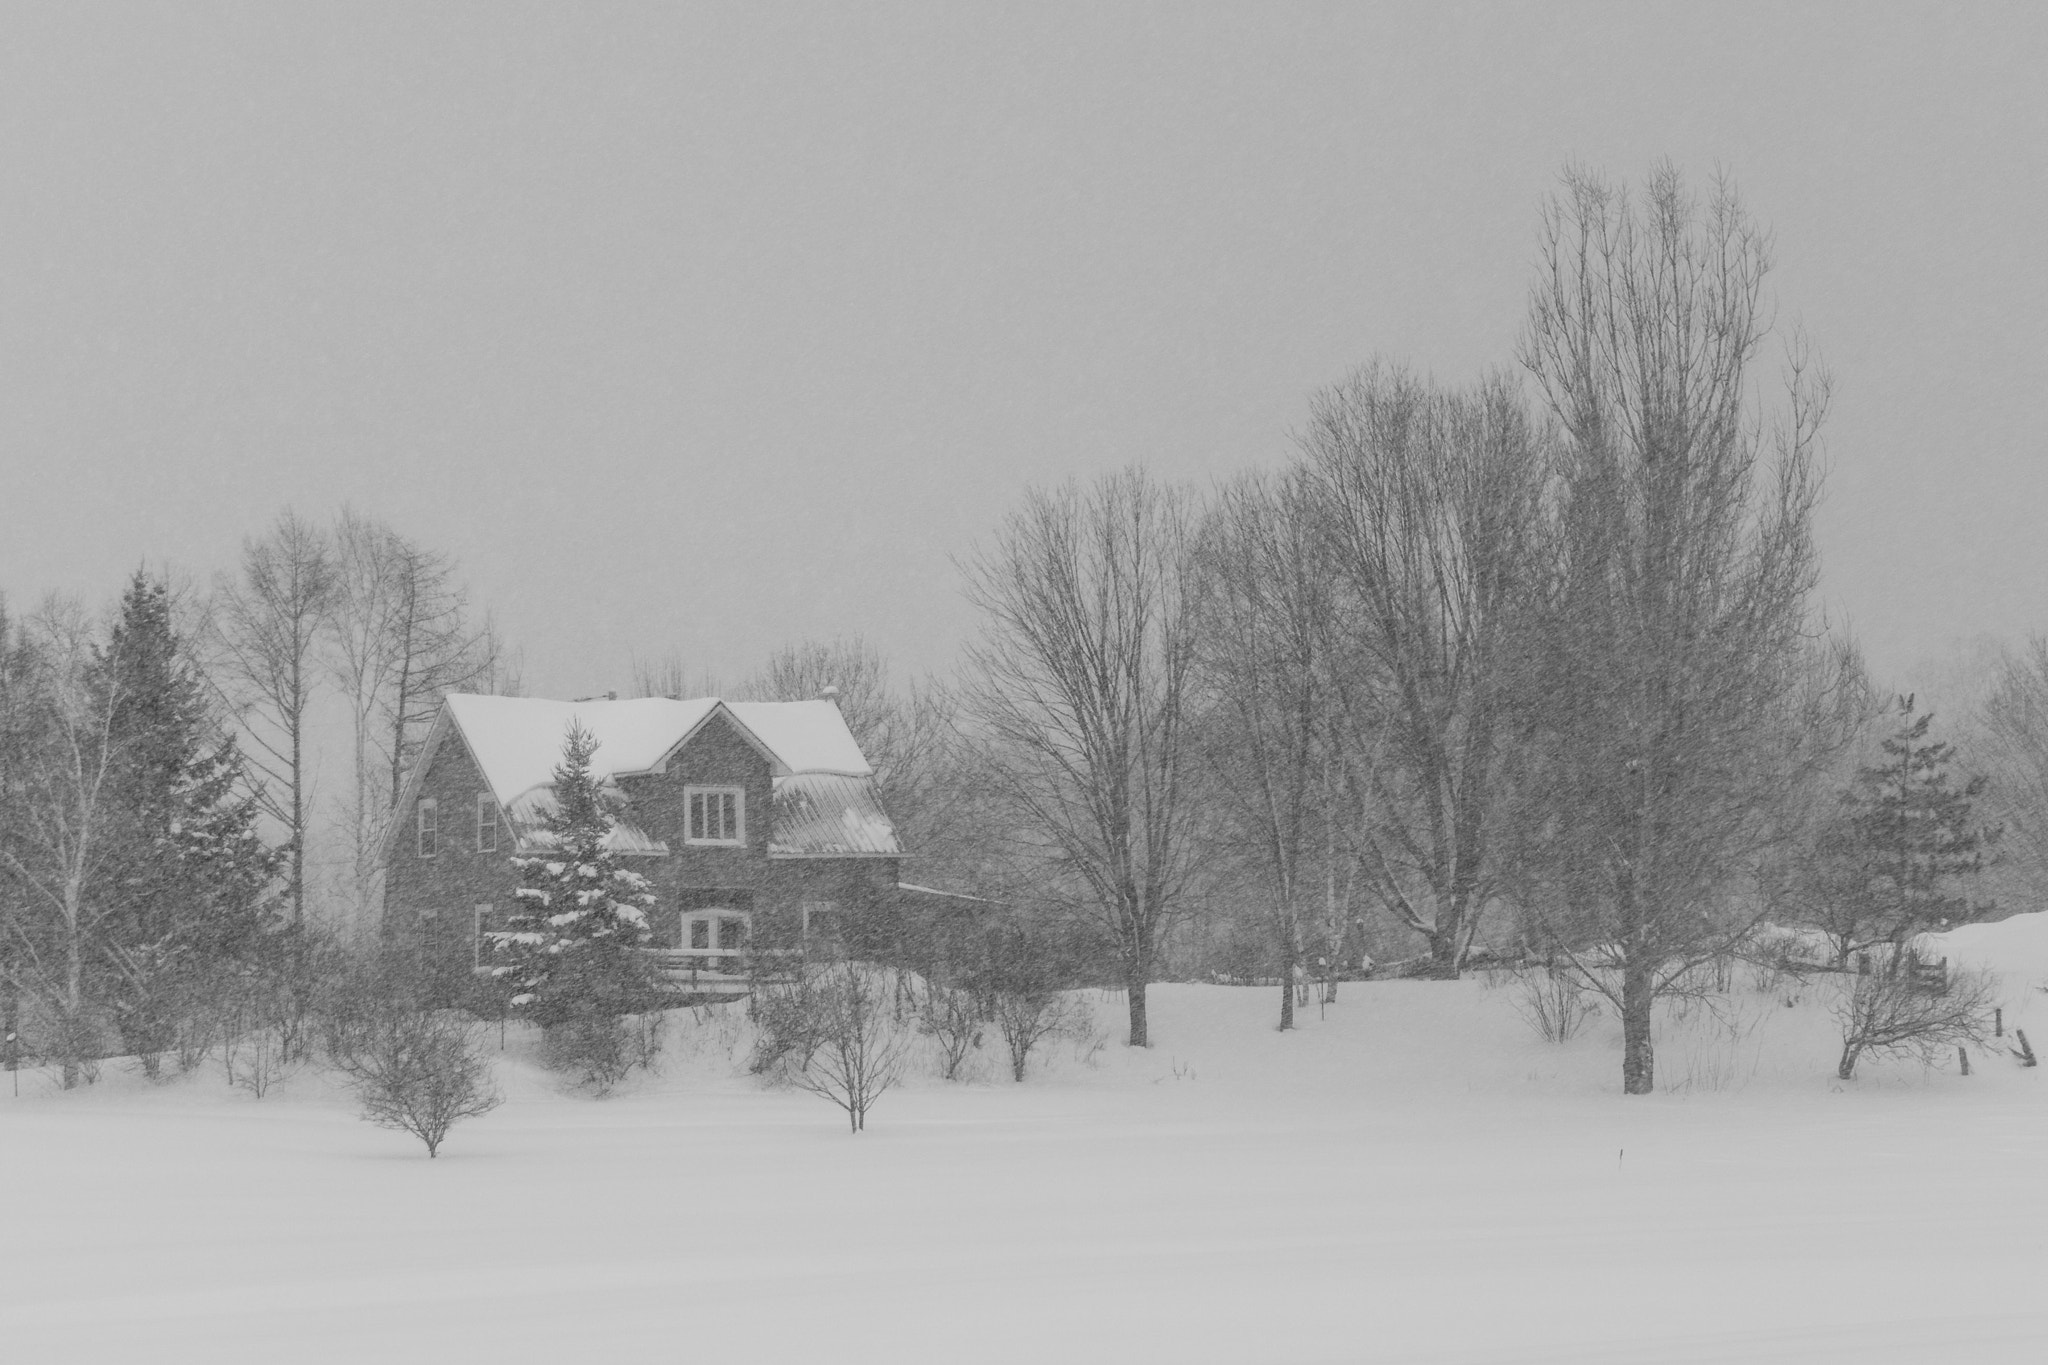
left=788, top=962, right=913, bottom=1132
left=325, top=510, right=497, bottom=919
left=206, top=510, right=335, bottom=929
left=960, top=468, right=1203, bottom=1048
left=1974, top=638, right=2048, bottom=901
left=0, top=599, right=124, bottom=1087
left=1190, top=469, right=1332, bottom=1028
left=1517, top=163, right=1845, bottom=1094
left=1296, top=366, right=1548, bottom=979
left=628, top=651, right=722, bottom=700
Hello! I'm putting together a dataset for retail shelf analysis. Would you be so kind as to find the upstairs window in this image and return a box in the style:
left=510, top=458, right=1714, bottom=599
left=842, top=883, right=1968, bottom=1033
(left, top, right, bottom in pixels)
left=476, top=793, right=499, bottom=853
left=417, top=799, right=438, bottom=857
left=685, top=786, right=745, bottom=846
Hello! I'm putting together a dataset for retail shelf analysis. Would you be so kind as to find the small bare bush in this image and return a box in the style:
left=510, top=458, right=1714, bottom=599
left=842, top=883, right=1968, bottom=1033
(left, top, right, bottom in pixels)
left=747, top=973, right=825, bottom=1075
left=786, top=963, right=913, bottom=1133
left=541, top=1007, right=665, bottom=1097
left=1511, top=965, right=1599, bottom=1043
left=994, top=986, right=1083, bottom=1082
left=1834, top=967, right=1998, bottom=1080
left=225, top=1026, right=296, bottom=1098
left=333, top=1009, right=501, bottom=1157
left=916, top=982, right=985, bottom=1080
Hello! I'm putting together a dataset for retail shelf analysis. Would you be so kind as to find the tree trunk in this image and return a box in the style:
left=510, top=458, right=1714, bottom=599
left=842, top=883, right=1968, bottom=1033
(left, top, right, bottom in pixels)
left=1621, top=962, right=1655, bottom=1095
left=1126, top=962, right=1150, bottom=1048
left=1836, top=1039, right=1861, bottom=1081
left=1277, top=896, right=1296, bottom=1032
left=1426, top=924, right=1465, bottom=979
left=63, top=881, right=85, bottom=1090
left=289, top=666, right=305, bottom=929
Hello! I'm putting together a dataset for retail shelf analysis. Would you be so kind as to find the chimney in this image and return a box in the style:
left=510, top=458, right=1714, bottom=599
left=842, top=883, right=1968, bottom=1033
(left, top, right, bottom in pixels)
left=819, top=685, right=840, bottom=704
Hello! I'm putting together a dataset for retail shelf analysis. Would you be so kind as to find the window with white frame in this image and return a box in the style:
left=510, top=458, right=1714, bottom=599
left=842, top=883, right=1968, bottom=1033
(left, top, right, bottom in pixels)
left=682, top=910, right=750, bottom=960
left=473, top=903, right=499, bottom=971
left=417, top=799, right=438, bottom=857
left=476, top=793, right=498, bottom=853
left=684, top=786, right=745, bottom=845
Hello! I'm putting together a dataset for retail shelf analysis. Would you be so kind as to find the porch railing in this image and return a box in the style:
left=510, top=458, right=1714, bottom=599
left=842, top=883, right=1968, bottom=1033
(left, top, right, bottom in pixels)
left=640, top=946, right=806, bottom=990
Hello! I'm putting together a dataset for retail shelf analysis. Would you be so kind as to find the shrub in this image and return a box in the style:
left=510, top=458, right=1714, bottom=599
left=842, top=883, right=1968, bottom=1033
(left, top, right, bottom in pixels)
left=781, top=963, right=913, bottom=1133
left=747, top=973, right=825, bottom=1075
left=332, top=1007, right=501, bottom=1157
left=541, top=1006, right=666, bottom=1096
left=1833, top=965, right=1997, bottom=1080
left=915, top=981, right=984, bottom=1081
left=1510, top=964, right=1599, bottom=1044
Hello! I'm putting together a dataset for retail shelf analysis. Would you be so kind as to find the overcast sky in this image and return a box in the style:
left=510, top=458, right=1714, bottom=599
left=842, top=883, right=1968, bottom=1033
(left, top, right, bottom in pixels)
left=2, top=2, right=2043, bottom=701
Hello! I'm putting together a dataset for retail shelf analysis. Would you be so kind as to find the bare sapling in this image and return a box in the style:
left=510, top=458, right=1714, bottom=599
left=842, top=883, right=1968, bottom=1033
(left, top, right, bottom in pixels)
left=789, top=963, right=913, bottom=1133
left=1833, top=966, right=1998, bottom=1081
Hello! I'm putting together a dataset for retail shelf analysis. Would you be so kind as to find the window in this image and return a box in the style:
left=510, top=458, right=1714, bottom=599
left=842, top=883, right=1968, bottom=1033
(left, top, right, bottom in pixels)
left=417, top=799, right=438, bottom=857
left=802, top=901, right=843, bottom=942
left=685, top=786, right=745, bottom=845
left=476, top=793, right=498, bottom=853
left=683, top=911, right=750, bottom=959
left=473, top=903, right=499, bottom=971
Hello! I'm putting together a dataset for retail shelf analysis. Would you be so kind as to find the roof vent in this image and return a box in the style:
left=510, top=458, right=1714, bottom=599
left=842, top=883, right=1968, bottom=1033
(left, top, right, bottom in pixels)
left=819, top=685, right=840, bottom=703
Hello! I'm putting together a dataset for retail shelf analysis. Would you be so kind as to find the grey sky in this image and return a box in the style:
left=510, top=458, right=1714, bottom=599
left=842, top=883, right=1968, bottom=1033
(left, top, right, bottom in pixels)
left=3, top=2, right=2043, bottom=699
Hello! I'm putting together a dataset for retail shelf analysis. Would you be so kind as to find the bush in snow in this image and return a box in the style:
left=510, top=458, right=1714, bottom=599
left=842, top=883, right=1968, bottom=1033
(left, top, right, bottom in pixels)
left=768, top=962, right=913, bottom=1133
left=484, top=721, right=663, bottom=1084
left=747, top=970, right=826, bottom=1075
left=983, top=926, right=1084, bottom=1082
left=915, top=980, right=984, bottom=1080
left=540, top=1008, right=667, bottom=1097
left=1509, top=963, right=1600, bottom=1044
left=1832, top=964, right=1998, bottom=1081
left=332, top=1006, right=501, bottom=1158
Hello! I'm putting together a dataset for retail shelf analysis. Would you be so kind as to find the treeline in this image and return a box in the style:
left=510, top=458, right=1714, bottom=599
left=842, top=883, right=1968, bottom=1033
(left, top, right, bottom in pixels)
left=0, top=509, right=503, bottom=1086
left=928, top=166, right=2017, bottom=1094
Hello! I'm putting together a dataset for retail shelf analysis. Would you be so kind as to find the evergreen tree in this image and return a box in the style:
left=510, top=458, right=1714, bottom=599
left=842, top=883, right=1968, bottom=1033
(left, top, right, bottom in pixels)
left=1809, top=695, right=1996, bottom=967
left=87, top=573, right=280, bottom=1061
left=489, top=721, right=658, bottom=1027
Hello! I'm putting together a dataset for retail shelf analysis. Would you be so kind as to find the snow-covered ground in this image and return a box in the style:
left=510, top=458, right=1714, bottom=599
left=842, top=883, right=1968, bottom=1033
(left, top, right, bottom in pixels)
left=7, top=919, right=2048, bottom=1364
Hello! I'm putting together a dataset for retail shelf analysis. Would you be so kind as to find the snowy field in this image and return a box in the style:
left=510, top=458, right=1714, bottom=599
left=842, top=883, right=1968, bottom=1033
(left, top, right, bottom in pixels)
left=7, top=919, right=2048, bottom=1364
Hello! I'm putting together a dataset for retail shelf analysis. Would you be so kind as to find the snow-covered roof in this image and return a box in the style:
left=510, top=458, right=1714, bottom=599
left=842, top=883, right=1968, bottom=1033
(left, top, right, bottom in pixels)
left=441, top=693, right=873, bottom=806
left=726, top=701, right=873, bottom=778
left=771, top=773, right=901, bottom=857
left=505, top=786, right=668, bottom=856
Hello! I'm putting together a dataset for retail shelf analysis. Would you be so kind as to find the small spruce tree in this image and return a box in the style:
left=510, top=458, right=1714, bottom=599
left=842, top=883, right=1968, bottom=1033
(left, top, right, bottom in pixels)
left=488, top=721, right=659, bottom=1029
left=1805, top=695, right=1996, bottom=969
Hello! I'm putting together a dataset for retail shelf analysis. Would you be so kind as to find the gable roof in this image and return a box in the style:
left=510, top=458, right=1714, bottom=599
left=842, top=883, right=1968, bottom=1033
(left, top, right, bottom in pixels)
left=441, top=693, right=872, bottom=807
left=387, top=693, right=898, bottom=863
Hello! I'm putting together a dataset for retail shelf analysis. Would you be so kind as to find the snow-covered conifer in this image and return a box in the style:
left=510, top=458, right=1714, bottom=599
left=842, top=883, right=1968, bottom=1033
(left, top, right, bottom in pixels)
left=489, top=720, right=658, bottom=1027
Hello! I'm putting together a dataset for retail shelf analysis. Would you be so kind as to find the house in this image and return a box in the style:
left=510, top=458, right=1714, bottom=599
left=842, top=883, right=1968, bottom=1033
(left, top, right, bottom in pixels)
left=383, top=692, right=904, bottom=997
